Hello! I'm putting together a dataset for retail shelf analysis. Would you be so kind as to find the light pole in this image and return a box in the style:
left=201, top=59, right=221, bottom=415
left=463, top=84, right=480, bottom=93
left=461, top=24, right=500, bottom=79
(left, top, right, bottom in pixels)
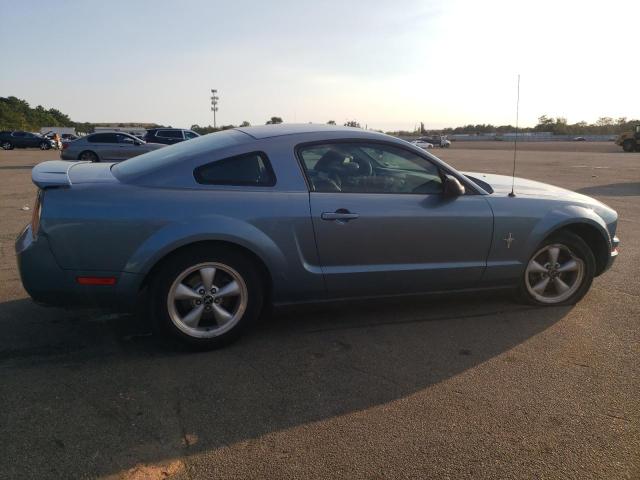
left=210, top=89, right=219, bottom=129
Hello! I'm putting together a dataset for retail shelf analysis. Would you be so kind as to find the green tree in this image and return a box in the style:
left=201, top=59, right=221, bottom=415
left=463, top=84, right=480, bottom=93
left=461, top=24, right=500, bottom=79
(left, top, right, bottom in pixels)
left=240, top=121, right=251, bottom=127
left=344, top=120, right=361, bottom=128
left=265, top=116, right=283, bottom=124
left=326, top=120, right=336, bottom=125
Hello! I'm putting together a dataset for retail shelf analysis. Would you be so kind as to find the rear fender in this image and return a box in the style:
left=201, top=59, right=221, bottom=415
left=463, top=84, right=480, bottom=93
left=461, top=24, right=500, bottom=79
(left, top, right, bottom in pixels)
left=123, top=216, right=288, bottom=285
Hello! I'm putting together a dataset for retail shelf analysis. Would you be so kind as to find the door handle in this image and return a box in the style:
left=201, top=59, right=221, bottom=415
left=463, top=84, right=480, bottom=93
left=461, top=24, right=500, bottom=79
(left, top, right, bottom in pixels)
left=321, top=209, right=359, bottom=222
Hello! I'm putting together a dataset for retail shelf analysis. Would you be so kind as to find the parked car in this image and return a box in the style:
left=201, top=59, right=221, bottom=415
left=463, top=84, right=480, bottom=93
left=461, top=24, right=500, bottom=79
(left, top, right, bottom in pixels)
left=420, top=136, right=451, bottom=148
left=143, top=128, right=200, bottom=145
left=60, top=132, right=165, bottom=162
left=573, top=136, right=586, bottom=142
left=1, top=131, right=56, bottom=150
left=410, top=139, right=434, bottom=149
left=17, top=124, right=619, bottom=349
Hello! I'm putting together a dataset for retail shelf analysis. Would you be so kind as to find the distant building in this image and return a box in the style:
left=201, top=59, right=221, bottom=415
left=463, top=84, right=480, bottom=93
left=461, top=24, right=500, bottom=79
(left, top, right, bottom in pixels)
left=40, top=127, right=76, bottom=136
left=94, top=126, right=148, bottom=136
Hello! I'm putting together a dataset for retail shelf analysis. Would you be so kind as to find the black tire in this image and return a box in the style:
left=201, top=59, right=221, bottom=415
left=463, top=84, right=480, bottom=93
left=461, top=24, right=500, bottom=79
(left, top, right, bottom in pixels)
left=517, top=231, right=595, bottom=306
left=149, top=246, right=264, bottom=349
left=39, top=141, right=51, bottom=150
left=1, top=141, right=13, bottom=150
left=78, top=150, right=99, bottom=162
left=622, top=139, right=636, bottom=153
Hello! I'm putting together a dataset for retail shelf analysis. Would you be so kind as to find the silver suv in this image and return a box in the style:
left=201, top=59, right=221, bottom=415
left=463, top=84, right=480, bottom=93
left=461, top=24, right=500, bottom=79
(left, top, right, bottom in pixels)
left=143, top=128, right=200, bottom=145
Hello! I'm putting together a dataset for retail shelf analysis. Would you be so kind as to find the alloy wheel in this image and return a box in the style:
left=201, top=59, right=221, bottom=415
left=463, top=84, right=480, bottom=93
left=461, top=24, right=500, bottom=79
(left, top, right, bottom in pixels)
left=525, top=243, right=585, bottom=304
left=167, top=262, right=248, bottom=339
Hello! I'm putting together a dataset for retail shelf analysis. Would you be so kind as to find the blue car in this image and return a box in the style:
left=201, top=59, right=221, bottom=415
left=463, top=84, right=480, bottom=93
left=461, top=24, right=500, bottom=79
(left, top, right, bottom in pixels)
left=16, top=124, right=619, bottom=348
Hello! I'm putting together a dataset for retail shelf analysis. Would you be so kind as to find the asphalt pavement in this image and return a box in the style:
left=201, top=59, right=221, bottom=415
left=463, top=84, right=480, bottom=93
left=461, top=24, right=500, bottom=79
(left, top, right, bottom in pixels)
left=0, top=143, right=638, bottom=479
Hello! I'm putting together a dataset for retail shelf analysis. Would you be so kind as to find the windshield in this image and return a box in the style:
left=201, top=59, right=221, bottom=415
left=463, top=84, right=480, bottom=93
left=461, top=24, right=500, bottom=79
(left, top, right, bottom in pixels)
left=112, top=129, right=247, bottom=181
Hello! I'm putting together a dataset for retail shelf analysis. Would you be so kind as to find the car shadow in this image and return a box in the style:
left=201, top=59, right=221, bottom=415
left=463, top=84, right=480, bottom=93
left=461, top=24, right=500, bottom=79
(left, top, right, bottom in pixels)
left=0, top=165, right=37, bottom=170
left=0, top=292, right=570, bottom=478
left=576, top=182, right=640, bottom=197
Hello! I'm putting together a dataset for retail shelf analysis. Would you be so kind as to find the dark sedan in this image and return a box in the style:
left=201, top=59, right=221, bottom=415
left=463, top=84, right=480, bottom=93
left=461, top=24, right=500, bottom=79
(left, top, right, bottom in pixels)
left=1, top=131, right=56, bottom=150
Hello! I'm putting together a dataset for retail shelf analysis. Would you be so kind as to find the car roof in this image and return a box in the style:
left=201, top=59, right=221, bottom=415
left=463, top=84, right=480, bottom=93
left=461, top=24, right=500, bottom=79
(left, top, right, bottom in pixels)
left=236, top=123, right=375, bottom=140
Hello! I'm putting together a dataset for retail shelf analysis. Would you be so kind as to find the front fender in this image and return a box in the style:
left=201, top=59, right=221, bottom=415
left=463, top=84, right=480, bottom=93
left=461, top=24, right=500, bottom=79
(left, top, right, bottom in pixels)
left=525, top=204, right=611, bottom=260
left=483, top=199, right=612, bottom=286
left=123, top=215, right=289, bottom=282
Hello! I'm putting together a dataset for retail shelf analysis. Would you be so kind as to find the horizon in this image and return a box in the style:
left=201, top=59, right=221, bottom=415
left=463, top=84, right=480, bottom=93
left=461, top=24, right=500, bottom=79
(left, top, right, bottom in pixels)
left=1, top=0, right=638, bottom=131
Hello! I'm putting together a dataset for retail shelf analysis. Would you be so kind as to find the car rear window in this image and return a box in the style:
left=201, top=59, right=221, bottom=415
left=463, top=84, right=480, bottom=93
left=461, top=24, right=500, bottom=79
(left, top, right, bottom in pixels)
left=157, top=129, right=183, bottom=138
left=112, top=129, right=248, bottom=181
left=194, top=151, right=276, bottom=186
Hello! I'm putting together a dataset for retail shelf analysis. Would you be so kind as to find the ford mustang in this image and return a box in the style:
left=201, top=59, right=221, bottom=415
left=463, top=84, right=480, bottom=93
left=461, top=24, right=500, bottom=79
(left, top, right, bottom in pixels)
left=16, top=124, right=619, bottom=348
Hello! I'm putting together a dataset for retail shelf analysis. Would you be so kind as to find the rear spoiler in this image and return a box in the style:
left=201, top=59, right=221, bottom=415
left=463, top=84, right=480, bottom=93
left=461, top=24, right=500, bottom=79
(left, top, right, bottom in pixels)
left=31, top=161, right=89, bottom=189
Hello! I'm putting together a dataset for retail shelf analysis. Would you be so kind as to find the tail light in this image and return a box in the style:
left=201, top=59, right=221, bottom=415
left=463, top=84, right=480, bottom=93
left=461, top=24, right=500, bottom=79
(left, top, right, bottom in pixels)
left=31, top=190, right=42, bottom=239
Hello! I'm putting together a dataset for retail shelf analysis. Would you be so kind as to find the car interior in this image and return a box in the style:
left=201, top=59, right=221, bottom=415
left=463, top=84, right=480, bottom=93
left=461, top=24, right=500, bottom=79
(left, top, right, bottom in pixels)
left=300, top=144, right=444, bottom=194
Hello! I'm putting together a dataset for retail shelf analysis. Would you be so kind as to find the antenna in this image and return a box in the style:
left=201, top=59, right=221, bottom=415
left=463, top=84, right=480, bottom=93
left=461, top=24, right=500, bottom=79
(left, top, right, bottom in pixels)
left=509, top=74, right=520, bottom=198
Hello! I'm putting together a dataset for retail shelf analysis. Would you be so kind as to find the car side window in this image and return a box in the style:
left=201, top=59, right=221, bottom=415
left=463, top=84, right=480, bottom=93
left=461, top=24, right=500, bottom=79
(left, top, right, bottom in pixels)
left=88, top=133, right=119, bottom=143
left=194, top=151, right=276, bottom=186
left=184, top=131, right=199, bottom=139
left=12, top=132, right=26, bottom=137
left=298, top=142, right=443, bottom=194
left=116, top=134, right=135, bottom=144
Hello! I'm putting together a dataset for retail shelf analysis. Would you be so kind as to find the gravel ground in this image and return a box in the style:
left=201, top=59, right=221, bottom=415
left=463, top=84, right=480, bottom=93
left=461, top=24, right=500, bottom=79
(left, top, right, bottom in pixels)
left=0, top=143, right=638, bottom=480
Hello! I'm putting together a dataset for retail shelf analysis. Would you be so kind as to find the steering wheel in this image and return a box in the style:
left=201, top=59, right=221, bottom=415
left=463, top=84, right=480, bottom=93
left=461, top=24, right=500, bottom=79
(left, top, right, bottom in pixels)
left=350, top=156, right=373, bottom=177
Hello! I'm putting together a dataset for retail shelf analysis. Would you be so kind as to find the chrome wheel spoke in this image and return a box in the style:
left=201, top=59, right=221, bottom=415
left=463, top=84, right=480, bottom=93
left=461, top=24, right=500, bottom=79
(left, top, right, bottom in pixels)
left=199, top=267, right=216, bottom=291
left=526, top=243, right=585, bottom=304
left=547, top=246, right=560, bottom=265
left=558, top=259, right=578, bottom=272
left=528, top=260, right=547, bottom=274
left=553, top=277, right=571, bottom=294
left=216, top=280, right=240, bottom=298
left=182, top=305, right=204, bottom=327
left=168, top=262, right=248, bottom=338
left=212, top=303, right=232, bottom=324
left=175, top=283, right=201, bottom=300
left=532, top=277, right=550, bottom=294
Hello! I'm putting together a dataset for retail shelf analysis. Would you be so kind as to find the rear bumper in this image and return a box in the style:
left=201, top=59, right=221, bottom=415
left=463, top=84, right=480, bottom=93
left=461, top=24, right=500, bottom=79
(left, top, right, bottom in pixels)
left=15, top=225, right=141, bottom=310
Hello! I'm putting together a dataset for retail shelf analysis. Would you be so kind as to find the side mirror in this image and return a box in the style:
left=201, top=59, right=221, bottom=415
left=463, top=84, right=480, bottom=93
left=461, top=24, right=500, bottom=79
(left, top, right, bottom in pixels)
left=443, top=175, right=465, bottom=197
left=134, top=140, right=142, bottom=146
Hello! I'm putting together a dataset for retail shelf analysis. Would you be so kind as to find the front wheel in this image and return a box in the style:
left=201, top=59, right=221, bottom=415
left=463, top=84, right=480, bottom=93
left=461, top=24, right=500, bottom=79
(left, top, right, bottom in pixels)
left=518, top=232, right=595, bottom=306
left=1, top=141, right=12, bottom=150
left=622, top=140, right=636, bottom=152
left=150, top=246, right=264, bottom=349
left=39, top=141, right=51, bottom=150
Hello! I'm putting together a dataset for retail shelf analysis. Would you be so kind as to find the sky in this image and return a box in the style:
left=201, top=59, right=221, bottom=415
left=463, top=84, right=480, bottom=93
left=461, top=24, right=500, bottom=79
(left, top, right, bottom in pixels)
left=1, top=0, right=638, bottom=131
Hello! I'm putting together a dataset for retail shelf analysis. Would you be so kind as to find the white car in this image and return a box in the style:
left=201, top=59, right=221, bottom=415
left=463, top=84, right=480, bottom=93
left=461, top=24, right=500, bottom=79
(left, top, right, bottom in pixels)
left=411, top=139, right=434, bottom=149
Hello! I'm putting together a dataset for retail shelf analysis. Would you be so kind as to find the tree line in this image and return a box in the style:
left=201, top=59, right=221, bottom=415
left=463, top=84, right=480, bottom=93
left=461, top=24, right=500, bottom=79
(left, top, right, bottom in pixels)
left=390, top=116, right=639, bottom=137
left=1, top=96, right=637, bottom=137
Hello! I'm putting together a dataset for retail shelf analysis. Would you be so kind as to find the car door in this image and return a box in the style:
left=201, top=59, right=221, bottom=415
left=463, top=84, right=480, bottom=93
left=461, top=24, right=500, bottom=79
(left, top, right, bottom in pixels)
left=298, top=141, right=494, bottom=298
left=114, top=133, right=139, bottom=160
left=87, top=133, right=119, bottom=161
left=11, top=132, right=27, bottom=147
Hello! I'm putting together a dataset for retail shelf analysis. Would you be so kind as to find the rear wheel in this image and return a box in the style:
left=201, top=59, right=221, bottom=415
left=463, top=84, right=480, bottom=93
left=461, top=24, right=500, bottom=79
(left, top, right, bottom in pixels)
left=150, top=246, right=264, bottom=349
left=622, top=139, right=636, bottom=152
left=518, top=232, right=595, bottom=306
left=1, top=141, right=13, bottom=150
left=78, top=150, right=99, bottom=162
